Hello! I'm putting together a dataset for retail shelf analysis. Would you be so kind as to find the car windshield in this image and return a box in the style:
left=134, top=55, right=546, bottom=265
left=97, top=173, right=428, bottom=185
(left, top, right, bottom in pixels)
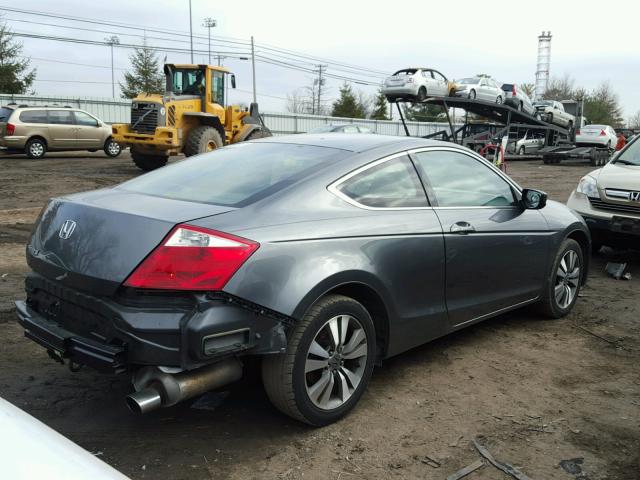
left=583, top=125, right=605, bottom=129
left=456, top=78, right=479, bottom=85
left=614, top=137, right=640, bottom=166
left=0, top=107, right=14, bottom=121
left=119, top=142, right=348, bottom=207
left=534, top=100, right=552, bottom=106
left=171, top=68, right=205, bottom=96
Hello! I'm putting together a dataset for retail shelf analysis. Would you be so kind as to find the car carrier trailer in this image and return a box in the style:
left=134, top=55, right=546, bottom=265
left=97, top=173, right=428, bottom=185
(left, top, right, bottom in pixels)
left=391, top=96, right=611, bottom=166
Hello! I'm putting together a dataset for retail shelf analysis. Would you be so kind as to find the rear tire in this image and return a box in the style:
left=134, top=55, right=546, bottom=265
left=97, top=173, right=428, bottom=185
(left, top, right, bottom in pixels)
left=518, top=146, right=526, bottom=155
left=496, top=95, right=503, bottom=104
left=104, top=138, right=122, bottom=158
left=538, top=239, right=583, bottom=318
left=131, top=149, right=168, bottom=171
left=468, top=89, right=476, bottom=100
left=183, top=126, right=224, bottom=157
left=25, top=138, right=47, bottom=159
left=262, top=294, right=376, bottom=426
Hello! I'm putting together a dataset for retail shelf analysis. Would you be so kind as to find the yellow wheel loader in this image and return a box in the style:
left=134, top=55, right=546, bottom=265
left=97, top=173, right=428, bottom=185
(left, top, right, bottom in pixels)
left=112, top=64, right=270, bottom=171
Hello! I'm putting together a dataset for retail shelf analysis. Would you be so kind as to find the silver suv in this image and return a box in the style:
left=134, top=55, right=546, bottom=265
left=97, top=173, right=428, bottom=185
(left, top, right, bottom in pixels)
left=0, top=105, right=121, bottom=159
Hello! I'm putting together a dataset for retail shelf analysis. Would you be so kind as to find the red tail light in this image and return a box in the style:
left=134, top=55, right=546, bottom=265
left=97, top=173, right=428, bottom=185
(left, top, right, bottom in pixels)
left=6, top=123, right=15, bottom=136
left=512, top=85, right=517, bottom=96
left=124, top=225, right=259, bottom=291
left=600, top=129, right=606, bottom=136
left=576, top=128, right=581, bottom=135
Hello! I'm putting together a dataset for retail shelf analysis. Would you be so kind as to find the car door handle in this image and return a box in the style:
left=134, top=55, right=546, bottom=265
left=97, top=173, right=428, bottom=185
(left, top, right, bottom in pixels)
left=450, top=221, right=476, bottom=234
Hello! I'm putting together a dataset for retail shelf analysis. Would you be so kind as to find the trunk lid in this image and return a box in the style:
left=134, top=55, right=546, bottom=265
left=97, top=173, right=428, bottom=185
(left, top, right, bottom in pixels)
left=28, top=189, right=234, bottom=296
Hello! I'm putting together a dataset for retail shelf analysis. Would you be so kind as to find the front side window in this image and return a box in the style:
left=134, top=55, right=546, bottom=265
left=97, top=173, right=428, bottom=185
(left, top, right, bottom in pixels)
left=412, top=150, right=516, bottom=207
left=19, top=110, right=47, bottom=124
left=47, top=110, right=74, bottom=125
left=336, top=155, right=427, bottom=208
left=74, top=111, right=99, bottom=127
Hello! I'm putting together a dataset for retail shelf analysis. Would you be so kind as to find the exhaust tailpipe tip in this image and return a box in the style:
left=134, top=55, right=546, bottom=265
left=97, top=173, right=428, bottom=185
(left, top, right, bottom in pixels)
left=126, top=387, right=162, bottom=414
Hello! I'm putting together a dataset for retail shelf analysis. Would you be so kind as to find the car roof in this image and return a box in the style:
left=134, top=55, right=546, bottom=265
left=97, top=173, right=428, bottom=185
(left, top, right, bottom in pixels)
left=256, top=133, right=447, bottom=153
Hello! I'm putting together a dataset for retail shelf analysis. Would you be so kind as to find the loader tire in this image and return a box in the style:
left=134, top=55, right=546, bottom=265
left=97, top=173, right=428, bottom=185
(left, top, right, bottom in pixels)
left=131, top=149, right=168, bottom=171
left=184, top=126, right=224, bottom=157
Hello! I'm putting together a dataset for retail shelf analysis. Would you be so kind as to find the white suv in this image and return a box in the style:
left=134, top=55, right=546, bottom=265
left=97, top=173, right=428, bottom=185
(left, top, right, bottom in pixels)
left=383, top=68, right=451, bottom=102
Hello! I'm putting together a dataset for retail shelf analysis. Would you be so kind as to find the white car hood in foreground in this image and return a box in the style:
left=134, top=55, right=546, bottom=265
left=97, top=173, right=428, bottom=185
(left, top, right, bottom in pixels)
left=0, top=397, right=129, bottom=480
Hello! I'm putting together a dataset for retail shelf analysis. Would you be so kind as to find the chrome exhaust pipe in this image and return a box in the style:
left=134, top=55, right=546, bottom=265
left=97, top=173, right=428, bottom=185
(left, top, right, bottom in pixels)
left=126, top=359, right=242, bottom=414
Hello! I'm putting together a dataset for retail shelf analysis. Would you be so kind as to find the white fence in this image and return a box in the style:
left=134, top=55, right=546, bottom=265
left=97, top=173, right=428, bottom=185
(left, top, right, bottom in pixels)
left=0, top=94, right=458, bottom=137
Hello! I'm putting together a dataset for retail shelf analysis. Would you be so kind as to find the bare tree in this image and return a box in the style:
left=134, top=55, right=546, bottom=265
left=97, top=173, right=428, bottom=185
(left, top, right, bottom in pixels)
left=519, top=83, right=535, bottom=98
left=627, top=110, right=640, bottom=128
left=285, top=89, right=309, bottom=114
left=543, top=74, right=576, bottom=101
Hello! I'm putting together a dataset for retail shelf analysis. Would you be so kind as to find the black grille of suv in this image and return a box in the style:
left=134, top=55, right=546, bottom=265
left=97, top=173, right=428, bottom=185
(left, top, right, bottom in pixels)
left=131, top=103, right=159, bottom=134
left=589, top=198, right=640, bottom=215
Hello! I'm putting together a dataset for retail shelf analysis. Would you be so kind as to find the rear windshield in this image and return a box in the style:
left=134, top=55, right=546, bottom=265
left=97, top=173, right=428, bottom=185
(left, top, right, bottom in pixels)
left=457, top=78, right=479, bottom=85
left=309, top=125, right=335, bottom=133
left=119, top=142, right=348, bottom=207
left=0, top=107, right=14, bottom=121
left=501, top=83, right=514, bottom=91
left=393, top=69, right=417, bottom=76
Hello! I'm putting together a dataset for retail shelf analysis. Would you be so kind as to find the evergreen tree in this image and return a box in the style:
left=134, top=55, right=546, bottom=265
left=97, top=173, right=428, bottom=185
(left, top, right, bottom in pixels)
left=403, top=103, right=443, bottom=122
left=331, top=83, right=366, bottom=118
left=120, top=40, right=164, bottom=99
left=370, top=87, right=389, bottom=120
left=0, top=22, right=36, bottom=94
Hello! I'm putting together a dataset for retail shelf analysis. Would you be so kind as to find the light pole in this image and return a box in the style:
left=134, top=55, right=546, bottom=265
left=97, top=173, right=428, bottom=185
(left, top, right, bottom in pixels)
left=251, top=36, right=256, bottom=104
left=105, top=35, right=119, bottom=98
left=202, top=17, right=217, bottom=65
left=188, top=0, right=194, bottom=63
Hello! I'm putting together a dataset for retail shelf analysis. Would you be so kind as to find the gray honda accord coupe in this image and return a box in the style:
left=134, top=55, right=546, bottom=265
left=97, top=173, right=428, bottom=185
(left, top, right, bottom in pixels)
left=16, top=134, right=590, bottom=425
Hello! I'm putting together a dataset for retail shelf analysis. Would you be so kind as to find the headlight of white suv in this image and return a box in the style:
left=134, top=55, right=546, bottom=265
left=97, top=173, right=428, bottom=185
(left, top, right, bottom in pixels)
left=576, top=175, right=600, bottom=198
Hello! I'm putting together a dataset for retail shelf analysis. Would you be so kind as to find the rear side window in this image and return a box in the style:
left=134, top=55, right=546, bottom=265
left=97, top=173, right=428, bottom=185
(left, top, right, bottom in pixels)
left=48, top=110, right=74, bottom=125
left=336, top=155, right=427, bottom=208
left=19, top=110, right=48, bottom=124
left=121, top=143, right=348, bottom=207
left=0, top=107, right=14, bottom=121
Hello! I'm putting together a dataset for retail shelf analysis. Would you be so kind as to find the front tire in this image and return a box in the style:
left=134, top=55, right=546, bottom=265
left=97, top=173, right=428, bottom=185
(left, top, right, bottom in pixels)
left=496, top=95, right=503, bottom=104
left=262, top=294, right=376, bottom=426
left=184, top=126, right=224, bottom=157
left=538, top=239, right=583, bottom=318
left=131, top=148, right=168, bottom=171
left=468, top=89, right=476, bottom=100
left=25, top=138, right=47, bottom=159
left=417, top=86, right=427, bottom=102
left=518, top=146, right=526, bottom=155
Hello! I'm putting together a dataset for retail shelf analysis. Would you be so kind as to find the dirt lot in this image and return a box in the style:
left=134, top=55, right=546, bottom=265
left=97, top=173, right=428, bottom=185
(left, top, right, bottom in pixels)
left=0, top=151, right=638, bottom=480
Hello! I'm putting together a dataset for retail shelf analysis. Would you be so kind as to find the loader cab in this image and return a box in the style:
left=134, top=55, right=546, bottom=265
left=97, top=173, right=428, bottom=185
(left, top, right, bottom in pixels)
left=165, top=64, right=236, bottom=108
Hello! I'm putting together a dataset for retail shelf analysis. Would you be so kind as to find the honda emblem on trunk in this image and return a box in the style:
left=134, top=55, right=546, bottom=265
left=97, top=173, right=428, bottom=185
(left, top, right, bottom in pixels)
left=59, top=220, right=77, bottom=239
left=630, top=191, right=640, bottom=202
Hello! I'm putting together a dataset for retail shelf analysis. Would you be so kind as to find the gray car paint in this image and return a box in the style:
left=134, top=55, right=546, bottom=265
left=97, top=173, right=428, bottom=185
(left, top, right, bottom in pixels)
left=25, top=134, right=590, bottom=360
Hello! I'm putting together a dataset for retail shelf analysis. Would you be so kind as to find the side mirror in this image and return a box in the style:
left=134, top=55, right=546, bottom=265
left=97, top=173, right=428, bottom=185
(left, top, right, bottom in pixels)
left=230, top=74, right=236, bottom=89
left=521, top=188, right=547, bottom=209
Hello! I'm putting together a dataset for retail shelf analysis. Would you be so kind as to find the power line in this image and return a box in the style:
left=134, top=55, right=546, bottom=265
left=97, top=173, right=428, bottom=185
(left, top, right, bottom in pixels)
left=0, top=6, right=390, bottom=78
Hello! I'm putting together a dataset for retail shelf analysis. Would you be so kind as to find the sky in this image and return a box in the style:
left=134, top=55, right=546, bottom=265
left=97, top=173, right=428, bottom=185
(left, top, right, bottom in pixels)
left=3, top=0, right=640, bottom=122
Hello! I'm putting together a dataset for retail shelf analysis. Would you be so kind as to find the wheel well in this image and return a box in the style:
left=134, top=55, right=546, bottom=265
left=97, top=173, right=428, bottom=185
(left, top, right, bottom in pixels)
left=567, top=229, right=590, bottom=285
left=325, top=283, right=389, bottom=361
left=27, top=135, right=47, bottom=147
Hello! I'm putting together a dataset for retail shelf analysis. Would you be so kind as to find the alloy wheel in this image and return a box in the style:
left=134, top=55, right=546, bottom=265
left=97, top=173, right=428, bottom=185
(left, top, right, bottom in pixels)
left=304, top=314, right=368, bottom=410
left=107, top=141, right=121, bottom=156
left=30, top=143, right=44, bottom=157
left=555, top=250, right=580, bottom=309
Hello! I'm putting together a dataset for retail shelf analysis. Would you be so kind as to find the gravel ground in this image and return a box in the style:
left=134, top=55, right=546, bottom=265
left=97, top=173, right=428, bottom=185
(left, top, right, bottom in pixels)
left=0, top=151, right=638, bottom=480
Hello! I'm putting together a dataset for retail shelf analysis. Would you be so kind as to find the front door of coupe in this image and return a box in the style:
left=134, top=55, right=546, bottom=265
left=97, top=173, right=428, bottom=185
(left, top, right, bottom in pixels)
left=411, top=149, right=551, bottom=327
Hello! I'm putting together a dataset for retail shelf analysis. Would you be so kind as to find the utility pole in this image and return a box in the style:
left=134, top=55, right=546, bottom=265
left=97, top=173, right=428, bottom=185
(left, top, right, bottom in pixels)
left=188, top=0, right=194, bottom=63
left=251, top=36, right=257, bottom=103
left=202, top=17, right=217, bottom=65
left=105, top=35, right=120, bottom=98
left=315, top=64, right=327, bottom=115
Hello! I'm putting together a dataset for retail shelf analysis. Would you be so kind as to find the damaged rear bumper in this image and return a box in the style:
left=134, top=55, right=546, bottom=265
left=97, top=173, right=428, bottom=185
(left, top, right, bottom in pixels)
left=16, top=273, right=289, bottom=373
